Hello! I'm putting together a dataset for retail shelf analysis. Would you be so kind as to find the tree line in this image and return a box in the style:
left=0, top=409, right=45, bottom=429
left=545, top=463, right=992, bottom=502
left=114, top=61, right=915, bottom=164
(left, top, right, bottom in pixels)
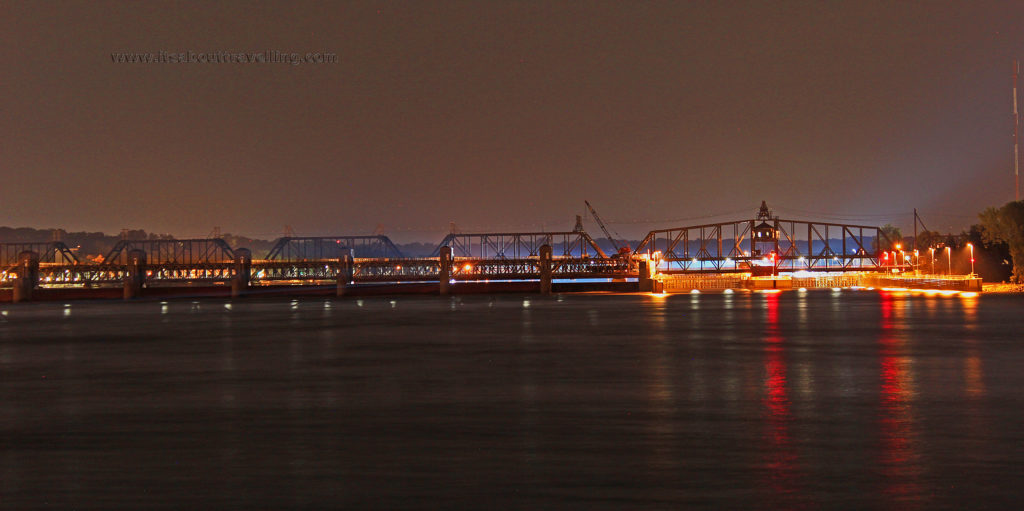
left=876, top=200, right=1023, bottom=283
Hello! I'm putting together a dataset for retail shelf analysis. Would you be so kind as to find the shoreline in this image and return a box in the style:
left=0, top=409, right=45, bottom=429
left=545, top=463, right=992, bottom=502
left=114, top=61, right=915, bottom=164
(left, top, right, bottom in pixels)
left=982, top=283, right=1024, bottom=293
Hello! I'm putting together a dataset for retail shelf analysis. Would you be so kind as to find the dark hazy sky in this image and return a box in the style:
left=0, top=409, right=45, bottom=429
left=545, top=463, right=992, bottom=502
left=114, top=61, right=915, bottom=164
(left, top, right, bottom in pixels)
left=4, top=1, right=1024, bottom=241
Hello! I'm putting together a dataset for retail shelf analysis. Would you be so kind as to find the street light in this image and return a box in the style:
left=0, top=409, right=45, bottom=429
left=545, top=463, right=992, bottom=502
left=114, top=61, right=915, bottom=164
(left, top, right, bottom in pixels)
left=968, top=243, right=975, bottom=276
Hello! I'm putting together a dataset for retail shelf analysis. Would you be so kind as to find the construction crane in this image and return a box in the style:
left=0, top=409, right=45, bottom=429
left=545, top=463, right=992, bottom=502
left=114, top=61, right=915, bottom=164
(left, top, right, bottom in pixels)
left=584, top=200, right=632, bottom=258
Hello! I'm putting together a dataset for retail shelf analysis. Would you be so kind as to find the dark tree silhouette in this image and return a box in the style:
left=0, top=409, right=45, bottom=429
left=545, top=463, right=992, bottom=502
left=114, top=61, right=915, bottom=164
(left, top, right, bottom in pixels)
left=979, top=201, right=1024, bottom=282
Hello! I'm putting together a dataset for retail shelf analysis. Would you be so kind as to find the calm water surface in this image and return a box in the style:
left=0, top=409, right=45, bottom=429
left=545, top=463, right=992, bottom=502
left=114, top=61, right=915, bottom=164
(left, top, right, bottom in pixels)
left=1, top=290, right=1023, bottom=509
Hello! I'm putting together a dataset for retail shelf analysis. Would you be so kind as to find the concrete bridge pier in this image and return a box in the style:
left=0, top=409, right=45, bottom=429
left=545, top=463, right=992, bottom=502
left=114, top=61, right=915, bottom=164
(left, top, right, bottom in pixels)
left=124, top=249, right=146, bottom=300
left=12, top=251, right=39, bottom=303
left=539, top=244, right=553, bottom=295
left=336, top=251, right=354, bottom=296
left=232, top=248, right=252, bottom=298
left=439, top=246, right=452, bottom=295
left=638, top=260, right=652, bottom=292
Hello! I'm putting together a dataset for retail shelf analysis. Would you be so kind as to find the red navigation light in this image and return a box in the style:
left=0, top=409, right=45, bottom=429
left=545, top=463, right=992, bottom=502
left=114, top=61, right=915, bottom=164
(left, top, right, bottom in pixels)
left=971, top=258, right=975, bottom=263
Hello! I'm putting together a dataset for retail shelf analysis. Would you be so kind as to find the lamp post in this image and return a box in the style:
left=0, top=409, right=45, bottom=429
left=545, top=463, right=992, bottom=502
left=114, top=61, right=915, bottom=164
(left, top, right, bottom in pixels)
left=946, top=246, right=952, bottom=275
left=968, top=243, right=975, bottom=276
left=929, top=247, right=935, bottom=275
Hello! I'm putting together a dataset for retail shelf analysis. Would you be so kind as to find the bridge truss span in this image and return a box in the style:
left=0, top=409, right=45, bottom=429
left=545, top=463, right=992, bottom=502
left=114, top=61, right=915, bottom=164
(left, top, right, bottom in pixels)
left=635, top=207, right=893, bottom=273
left=431, top=231, right=607, bottom=259
left=264, top=236, right=404, bottom=260
left=0, top=242, right=79, bottom=267
left=103, top=239, right=236, bottom=265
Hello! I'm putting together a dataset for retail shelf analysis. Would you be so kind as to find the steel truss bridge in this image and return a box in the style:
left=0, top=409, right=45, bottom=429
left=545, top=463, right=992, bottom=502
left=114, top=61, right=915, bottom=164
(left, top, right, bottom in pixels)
left=103, top=238, right=235, bottom=265
left=634, top=204, right=897, bottom=273
left=265, top=236, right=404, bottom=260
left=1, top=203, right=907, bottom=292
left=1, top=242, right=79, bottom=266
left=430, top=231, right=607, bottom=258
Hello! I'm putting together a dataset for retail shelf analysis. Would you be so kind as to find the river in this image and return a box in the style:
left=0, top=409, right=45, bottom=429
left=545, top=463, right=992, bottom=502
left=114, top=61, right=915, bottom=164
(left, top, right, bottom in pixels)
left=1, top=290, right=1021, bottom=509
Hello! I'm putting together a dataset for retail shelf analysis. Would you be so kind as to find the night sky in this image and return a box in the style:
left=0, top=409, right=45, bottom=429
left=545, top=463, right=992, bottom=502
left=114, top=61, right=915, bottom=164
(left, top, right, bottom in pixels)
left=4, top=1, right=1024, bottom=242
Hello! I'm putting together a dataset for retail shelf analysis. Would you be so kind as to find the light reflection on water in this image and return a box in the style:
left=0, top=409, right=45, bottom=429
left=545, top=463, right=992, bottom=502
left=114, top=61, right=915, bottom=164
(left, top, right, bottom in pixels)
left=0, top=291, right=1020, bottom=509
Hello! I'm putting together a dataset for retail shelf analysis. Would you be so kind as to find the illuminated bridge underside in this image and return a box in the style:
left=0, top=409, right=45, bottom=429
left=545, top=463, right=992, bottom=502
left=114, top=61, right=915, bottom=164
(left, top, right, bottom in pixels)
left=256, top=257, right=628, bottom=283
left=28, top=257, right=631, bottom=286
left=635, top=219, right=892, bottom=273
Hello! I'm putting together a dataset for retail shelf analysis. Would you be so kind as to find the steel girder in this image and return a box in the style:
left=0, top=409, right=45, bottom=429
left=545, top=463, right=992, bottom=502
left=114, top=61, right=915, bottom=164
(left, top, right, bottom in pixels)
left=635, top=218, right=888, bottom=273
left=0, top=242, right=79, bottom=266
left=103, top=239, right=236, bottom=265
left=431, top=231, right=607, bottom=259
left=264, top=236, right=404, bottom=260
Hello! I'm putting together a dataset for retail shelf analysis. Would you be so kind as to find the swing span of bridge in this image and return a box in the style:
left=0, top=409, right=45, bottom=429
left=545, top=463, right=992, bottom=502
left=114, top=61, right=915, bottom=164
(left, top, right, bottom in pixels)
left=634, top=202, right=895, bottom=274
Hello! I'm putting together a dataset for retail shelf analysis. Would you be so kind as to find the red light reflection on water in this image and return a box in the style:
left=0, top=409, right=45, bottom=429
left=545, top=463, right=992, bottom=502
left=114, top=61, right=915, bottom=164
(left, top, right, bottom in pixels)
left=877, top=291, right=921, bottom=507
left=759, top=292, right=805, bottom=507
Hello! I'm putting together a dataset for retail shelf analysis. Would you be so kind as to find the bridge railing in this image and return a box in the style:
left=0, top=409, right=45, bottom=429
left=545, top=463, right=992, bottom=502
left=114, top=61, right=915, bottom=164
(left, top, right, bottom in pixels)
left=660, top=274, right=747, bottom=291
left=862, top=273, right=982, bottom=291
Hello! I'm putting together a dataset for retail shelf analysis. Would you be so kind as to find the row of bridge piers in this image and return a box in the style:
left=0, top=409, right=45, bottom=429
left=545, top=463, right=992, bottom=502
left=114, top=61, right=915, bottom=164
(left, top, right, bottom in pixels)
left=8, top=245, right=561, bottom=302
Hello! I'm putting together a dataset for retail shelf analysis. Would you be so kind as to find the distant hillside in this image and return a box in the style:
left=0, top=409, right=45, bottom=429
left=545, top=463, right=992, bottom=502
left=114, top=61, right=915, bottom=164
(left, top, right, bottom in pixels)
left=0, top=227, right=280, bottom=262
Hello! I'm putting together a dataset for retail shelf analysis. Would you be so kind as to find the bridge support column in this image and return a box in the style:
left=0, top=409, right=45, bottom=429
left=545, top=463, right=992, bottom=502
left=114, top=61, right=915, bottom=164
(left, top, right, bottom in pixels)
left=232, top=248, right=252, bottom=298
left=123, top=249, right=146, bottom=300
left=439, top=246, right=452, bottom=295
left=638, top=260, right=653, bottom=292
left=539, top=244, right=553, bottom=295
left=12, top=251, right=39, bottom=303
left=336, top=251, right=354, bottom=296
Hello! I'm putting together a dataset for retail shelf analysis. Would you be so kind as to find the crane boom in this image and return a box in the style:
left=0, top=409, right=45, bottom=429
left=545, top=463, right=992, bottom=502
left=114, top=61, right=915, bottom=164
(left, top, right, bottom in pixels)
left=585, top=200, right=629, bottom=254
